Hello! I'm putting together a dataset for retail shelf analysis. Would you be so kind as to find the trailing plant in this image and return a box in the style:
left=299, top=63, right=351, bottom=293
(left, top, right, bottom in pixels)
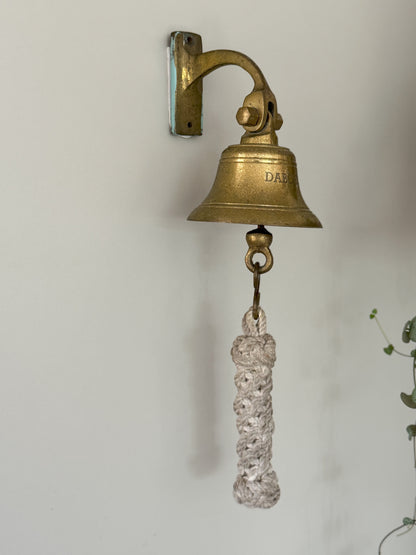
left=370, top=309, right=416, bottom=554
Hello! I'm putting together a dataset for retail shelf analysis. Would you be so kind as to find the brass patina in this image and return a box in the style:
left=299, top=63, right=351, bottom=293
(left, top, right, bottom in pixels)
left=170, top=31, right=280, bottom=138
left=245, top=226, right=273, bottom=274
left=169, top=31, right=321, bottom=316
left=188, top=144, right=321, bottom=228
left=251, top=262, right=261, bottom=320
left=169, top=31, right=321, bottom=230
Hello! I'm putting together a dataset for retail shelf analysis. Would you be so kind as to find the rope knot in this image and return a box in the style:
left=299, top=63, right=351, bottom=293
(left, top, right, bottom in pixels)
left=231, top=335, right=276, bottom=368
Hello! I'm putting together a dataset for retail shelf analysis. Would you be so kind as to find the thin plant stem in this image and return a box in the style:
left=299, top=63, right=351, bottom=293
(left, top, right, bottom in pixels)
left=397, top=521, right=415, bottom=537
left=412, top=467, right=416, bottom=520
left=414, top=436, right=416, bottom=470
left=373, top=311, right=416, bottom=552
left=373, top=315, right=391, bottom=344
left=396, top=438, right=416, bottom=539
left=413, top=358, right=416, bottom=388
left=393, top=347, right=413, bottom=358
left=378, top=524, right=407, bottom=554
left=373, top=316, right=412, bottom=358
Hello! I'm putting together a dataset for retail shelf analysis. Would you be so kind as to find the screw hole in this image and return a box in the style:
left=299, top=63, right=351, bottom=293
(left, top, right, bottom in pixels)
left=185, top=36, right=193, bottom=44
left=187, top=121, right=192, bottom=128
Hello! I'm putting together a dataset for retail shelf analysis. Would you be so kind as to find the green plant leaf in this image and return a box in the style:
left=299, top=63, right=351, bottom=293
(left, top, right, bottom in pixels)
left=383, top=344, right=394, bottom=355
left=411, top=349, right=416, bottom=357
left=406, top=424, right=416, bottom=440
left=403, top=517, right=416, bottom=526
left=369, top=314, right=375, bottom=319
left=400, top=392, right=416, bottom=409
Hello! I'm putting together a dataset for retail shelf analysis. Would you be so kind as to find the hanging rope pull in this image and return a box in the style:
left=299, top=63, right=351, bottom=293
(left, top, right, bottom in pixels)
left=231, top=307, right=280, bottom=508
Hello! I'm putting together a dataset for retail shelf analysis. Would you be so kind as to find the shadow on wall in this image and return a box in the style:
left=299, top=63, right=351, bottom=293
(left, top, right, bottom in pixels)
left=163, top=116, right=224, bottom=475
left=168, top=143, right=221, bottom=222
left=185, top=297, right=221, bottom=477
left=183, top=220, right=223, bottom=477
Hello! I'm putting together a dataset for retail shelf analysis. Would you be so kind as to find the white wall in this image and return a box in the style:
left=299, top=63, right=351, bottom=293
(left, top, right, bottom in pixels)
left=1, top=1, right=416, bottom=553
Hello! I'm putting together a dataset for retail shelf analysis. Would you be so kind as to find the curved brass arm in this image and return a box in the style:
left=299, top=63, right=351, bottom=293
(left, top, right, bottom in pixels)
left=169, top=31, right=281, bottom=138
left=193, top=50, right=277, bottom=134
left=192, top=49, right=268, bottom=92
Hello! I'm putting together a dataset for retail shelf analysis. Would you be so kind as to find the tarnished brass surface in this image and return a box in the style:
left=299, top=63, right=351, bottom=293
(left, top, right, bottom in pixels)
left=170, top=32, right=203, bottom=136
left=188, top=144, right=322, bottom=227
left=245, top=226, right=273, bottom=274
left=236, top=106, right=260, bottom=127
left=252, top=263, right=261, bottom=320
left=170, top=31, right=282, bottom=137
left=170, top=30, right=322, bottom=229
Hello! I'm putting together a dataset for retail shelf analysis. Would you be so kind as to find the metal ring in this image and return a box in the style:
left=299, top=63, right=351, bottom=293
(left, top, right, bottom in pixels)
left=245, top=247, right=274, bottom=274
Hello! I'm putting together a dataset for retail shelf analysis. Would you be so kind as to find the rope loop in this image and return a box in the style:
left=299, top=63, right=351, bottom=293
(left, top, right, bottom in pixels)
left=242, top=306, right=267, bottom=336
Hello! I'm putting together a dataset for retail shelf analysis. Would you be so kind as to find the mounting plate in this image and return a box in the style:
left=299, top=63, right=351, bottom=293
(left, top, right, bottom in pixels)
left=169, top=31, right=203, bottom=137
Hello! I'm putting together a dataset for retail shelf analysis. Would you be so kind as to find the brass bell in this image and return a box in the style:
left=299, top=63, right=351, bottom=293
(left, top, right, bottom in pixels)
left=187, top=142, right=322, bottom=228
left=169, top=30, right=321, bottom=229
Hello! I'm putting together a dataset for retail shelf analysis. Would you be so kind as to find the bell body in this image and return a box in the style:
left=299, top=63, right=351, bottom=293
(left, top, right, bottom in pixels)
left=188, top=143, right=322, bottom=227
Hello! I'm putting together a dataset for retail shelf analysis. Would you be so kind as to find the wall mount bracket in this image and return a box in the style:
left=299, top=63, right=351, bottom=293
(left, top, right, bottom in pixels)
left=168, top=31, right=283, bottom=139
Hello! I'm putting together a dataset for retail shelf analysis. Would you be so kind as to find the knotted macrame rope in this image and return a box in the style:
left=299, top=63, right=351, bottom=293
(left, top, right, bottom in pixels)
left=231, top=306, right=280, bottom=508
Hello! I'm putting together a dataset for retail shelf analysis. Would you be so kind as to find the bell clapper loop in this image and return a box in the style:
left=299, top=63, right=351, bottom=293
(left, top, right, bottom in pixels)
left=245, top=225, right=274, bottom=274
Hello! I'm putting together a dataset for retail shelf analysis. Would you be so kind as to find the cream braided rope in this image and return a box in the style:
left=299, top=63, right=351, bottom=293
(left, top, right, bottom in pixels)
left=231, top=306, right=280, bottom=508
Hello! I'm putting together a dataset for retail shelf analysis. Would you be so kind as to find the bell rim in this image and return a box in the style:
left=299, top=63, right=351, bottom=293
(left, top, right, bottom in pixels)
left=188, top=203, right=322, bottom=228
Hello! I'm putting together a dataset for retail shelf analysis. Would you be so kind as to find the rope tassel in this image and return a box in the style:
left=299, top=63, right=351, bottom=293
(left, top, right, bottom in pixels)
left=231, top=307, right=280, bottom=508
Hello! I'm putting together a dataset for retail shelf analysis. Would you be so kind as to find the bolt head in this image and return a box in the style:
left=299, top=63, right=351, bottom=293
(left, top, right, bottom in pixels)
left=236, top=106, right=259, bottom=126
